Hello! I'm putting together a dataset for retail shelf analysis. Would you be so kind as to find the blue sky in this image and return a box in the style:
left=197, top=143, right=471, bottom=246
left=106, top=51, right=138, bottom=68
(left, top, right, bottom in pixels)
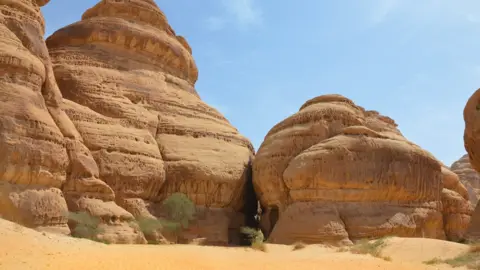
left=42, top=0, right=480, bottom=166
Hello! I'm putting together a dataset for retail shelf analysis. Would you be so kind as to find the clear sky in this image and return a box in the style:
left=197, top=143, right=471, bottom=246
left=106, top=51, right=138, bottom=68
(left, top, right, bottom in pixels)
left=42, top=0, right=480, bottom=166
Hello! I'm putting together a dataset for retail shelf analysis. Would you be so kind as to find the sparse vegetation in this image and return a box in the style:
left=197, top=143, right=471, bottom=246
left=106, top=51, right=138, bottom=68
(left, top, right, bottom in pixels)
left=423, top=244, right=480, bottom=269
left=68, top=211, right=104, bottom=242
left=66, top=193, right=197, bottom=245
left=338, top=237, right=391, bottom=261
left=135, top=193, right=197, bottom=244
left=251, top=241, right=268, bottom=252
left=162, top=192, right=196, bottom=229
left=350, top=238, right=387, bottom=256
left=241, top=226, right=267, bottom=252
left=134, top=217, right=180, bottom=244
left=423, top=257, right=443, bottom=265
left=292, top=241, right=307, bottom=251
left=135, top=217, right=164, bottom=235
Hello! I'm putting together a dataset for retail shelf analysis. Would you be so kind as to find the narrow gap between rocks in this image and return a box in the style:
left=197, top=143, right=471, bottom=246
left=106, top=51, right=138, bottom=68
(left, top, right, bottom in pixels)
left=239, top=157, right=260, bottom=246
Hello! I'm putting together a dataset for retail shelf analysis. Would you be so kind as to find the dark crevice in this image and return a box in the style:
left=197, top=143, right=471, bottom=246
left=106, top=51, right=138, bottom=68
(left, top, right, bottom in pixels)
left=239, top=157, right=260, bottom=246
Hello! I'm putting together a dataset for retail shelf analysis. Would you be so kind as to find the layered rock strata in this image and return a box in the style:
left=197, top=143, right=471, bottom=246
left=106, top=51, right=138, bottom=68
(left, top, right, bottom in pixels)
left=254, top=94, right=472, bottom=245
left=0, top=0, right=146, bottom=243
left=0, top=0, right=70, bottom=234
left=46, top=0, right=254, bottom=244
left=464, top=88, right=480, bottom=173
left=451, top=154, right=480, bottom=206
left=463, top=88, right=480, bottom=241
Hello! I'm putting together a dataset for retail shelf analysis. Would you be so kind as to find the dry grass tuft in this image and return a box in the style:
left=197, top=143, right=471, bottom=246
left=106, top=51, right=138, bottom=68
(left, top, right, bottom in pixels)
left=423, top=242, right=480, bottom=269
left=338, top=237, right=391, bottom=261
left=241, top=227, right=267, bottom=252
left=251, top=242, right=268, bottom=252
left=292, top=241, right=307, bottom=251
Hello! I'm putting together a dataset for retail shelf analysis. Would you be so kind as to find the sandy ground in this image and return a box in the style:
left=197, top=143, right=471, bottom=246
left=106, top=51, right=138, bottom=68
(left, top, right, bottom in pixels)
left=0, top=219, right=470, bottom=270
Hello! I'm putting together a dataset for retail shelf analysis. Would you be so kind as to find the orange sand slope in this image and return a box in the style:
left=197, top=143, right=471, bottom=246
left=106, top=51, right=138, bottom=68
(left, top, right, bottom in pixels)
left=0, top=219, right=469, bottom=270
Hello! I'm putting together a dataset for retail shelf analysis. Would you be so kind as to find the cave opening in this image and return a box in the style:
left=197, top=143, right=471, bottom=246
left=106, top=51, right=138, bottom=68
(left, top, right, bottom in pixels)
left=239, top=157, right=260, bottom=246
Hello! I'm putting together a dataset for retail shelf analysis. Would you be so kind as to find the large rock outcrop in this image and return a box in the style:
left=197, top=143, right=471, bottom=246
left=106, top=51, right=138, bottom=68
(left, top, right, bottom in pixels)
left=45, top=0, right=254, bottom=245
left=0, top=0, right=70, bottom=234
left=0, top=0, right=145, bottom=243
left=464, top=88, right=480, bottom=241
left=254, top=94, right=472, bottom=245
left=464, top=88, right=480, bottom=173
left=450, top=154, right=480, bottom=206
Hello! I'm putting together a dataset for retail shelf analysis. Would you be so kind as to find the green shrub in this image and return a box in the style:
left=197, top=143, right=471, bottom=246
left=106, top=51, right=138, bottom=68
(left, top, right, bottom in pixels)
left=350, top=238, right=387, bottom=257
left=338, top=237, right=391, bottom=261
left=241, top=227, right=267, bottom=252
left=68, top=211, right=103, bottom=241
left=241, top=226, right=264, bottom=243
left=251, top=241, right=268, bottom=252
left=424, top=243, right=480, bottom=269
left=292, top=241, right=307, bottom=251
left=162, top=192, right=196, bottom=229
left=423, top=258, right=443, bottom=265
left=135, top=217, right=164, bottom=235
left=135, top=193, right=196, bottom=244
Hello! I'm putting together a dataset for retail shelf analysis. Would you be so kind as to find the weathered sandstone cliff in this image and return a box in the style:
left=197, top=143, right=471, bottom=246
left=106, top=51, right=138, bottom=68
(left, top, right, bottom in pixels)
left=464, top=88, right=480, bottom=241
left=254, top=94, right=472, bottom=245
left=45, top=0, right=254, bottom=244
left=0, top=0, right=254, bottom=245
left=450, top=154, right=480, bottom=206
left=0, top=0, right=147, bottom=243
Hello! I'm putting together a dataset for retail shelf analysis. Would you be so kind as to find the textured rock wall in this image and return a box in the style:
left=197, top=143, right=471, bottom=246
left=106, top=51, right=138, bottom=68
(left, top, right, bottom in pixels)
left=0, top=0, right=70, bottom=234
left=45, top=0, right=254, bottom=245
left=451, top=154, right=480, bottom=206
left=0, top=0, right=145, bottom=243
left=464, top=88, right=480, bottom=241
left=464, top=88, right=480, bottom=173
left=254, top=94, right=472, bottom=245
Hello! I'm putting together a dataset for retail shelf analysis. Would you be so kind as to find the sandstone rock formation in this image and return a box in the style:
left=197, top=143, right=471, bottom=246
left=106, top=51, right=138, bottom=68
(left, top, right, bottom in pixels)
left=463, top=88, right=480, bottom=241
left=254, top=94, right=472, bottom=245
left=0, top=0, right=146, bottom=243
left=0, top=0, right=71, bottom=234
left=45, top=0, right=254, bottom=244
left=450, top=154, right=480, bottom=206
left=464, top=88, right=480, bottom=173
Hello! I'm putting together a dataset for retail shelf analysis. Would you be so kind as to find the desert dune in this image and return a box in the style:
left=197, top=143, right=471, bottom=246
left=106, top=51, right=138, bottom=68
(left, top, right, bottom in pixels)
left=0, top=219, right=471, bottom=270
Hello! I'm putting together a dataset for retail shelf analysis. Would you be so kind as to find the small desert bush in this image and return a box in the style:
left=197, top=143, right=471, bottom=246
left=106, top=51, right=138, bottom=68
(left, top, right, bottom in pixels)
left=339, top=237, right=391, bottom=261
left=251, top=241, right=268, bottom=252
left=135, top=193, right=196, bottom=244
left=162, top=193, right=196, bottom=229
left=423, top=258, right=443, bottom=265
left=241, top=226, right=267, bottom=252
left=68, top=211, right=104, bottom=242
left=135, top=217, right=180, bottom=244
left=292, top=241, right=307, bottom=251
left=423, top=243, right=480, bottom=269
left=135, top=217, right=164, bottom=234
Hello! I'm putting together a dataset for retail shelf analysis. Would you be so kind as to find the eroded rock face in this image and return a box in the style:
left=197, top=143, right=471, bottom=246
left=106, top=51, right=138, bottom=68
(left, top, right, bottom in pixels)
left=0, top=0, right=145, bottom=243
left=254, top=94, right=471, bottom=245
left=464, top=88, right=480, bottom=173
left=463, top=88, right=480, bottom=241
left=46, top=0, right=253, bottom=245
left=0, top=0, right=71, bottom=233
left=451, top=154, right=480, bottom=206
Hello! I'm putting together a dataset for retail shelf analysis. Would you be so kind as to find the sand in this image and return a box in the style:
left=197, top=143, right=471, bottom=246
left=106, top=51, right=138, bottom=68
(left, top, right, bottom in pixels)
left=0, top=219, right=470, bottom=270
